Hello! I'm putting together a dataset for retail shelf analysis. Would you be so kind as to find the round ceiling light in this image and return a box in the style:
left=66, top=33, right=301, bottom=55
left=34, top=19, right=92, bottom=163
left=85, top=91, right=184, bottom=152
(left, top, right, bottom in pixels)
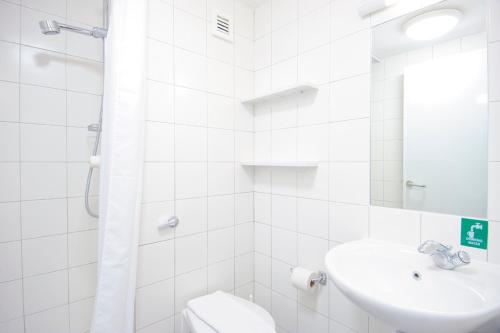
left=404, top=9, right=462, bottom=41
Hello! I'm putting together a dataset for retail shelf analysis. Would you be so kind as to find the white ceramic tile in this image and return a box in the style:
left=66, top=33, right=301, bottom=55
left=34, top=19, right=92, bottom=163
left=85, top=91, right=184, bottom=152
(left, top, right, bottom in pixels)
left=329, top=162, right=369, bottom=205
left=175, top=86, right=207, bottom=126
left=298, top=233, right=328, bottom=270
left=0, top=81, right=19, bottom=122
left=207, top=58, right=234, bottom=96
left=271, top=291, right=298, bottom=333
left=234, top=67, right=254, bottom=99
left=207, top=194, right=234, bottom=230
left=298, top=85, right=329, bottom=126
left=298, top=45, right=330, bottom=85
left=23, top=270, right=68, bottom=314
left=207, top=258, right=234, bottom=293
left=0, top=241, right=21, bottom=283
left=254, top=1, right=271, bottom=39
left=174, top=9, right=206, bottom=55
left=68, top=263, right=96, bottom=302
left=298, top=305, right=329, bottom=333
left=140, top=201, right=175, bottom=244
left=272, top=195, right=297, bottom=231
left=137, top=240, right=174, bottom=287
left=271, top=0, right=297, bottom=31
left=235, top=192, right=253, bottom=223
left=0, top=202, right=21, bottom=242
left=272, top=168, right=298, bottom=197
left=0, top=280, right=23, bottom=322
left=489, top=41, right=500, bottom=101
left=330, top=118, right=369, bottom=162
left=207, top=162, right=234, bottom=195
left=175, top=162, right=207, bottom=199
left=330, top=74, right=370, bottom=121
left=174, top=0, right=206, bottom=18
left=175, top=233, right=207, bottom=274
left=433, top=39, right=460, bottom=59
left=255, top=222, right=271, bottom=256
left=331, top=30, right=370, bottom=81
left=489, top=102, right=500, bottom=161
left=67, top=91, right=101, bottom=127
left=272, top=21, right=297, bottom=64
left=235, top=131, right=253, bottom=162
left=329, top=283, right=368, bottom=333
left=0, top=1, right=20, bottom=43
left=21, top=7, right=65, bottom=53
left=331, top=0, right=369, bottom=40
left=208, top=129, right=234, bottom=162
left=207, top=227, right=234, bottom=264
left=67, top=162, right=98, bottom=197
left=147, top=80, right=174, bottom=123
left=21, top=198, right=67, bottom=238
left=67, top=0, right=103, bottom=26
left=235, top=1, right=254, bottom=39
left=297, top=198, right=328, bottom=239
left=235, top=252, right=253, bottom=286
left=148, top=39, right=174, bottom=84
left=298, top=6, right=329, bottom=53
left=235, top=35, right=253, bottom=71
left=68, top=230, right=97, bottom=267
left=207, top=94, right=234, bottom=130
left=21, top=124, right=66, bottom=162
left=20, top=85, right=66, bottom=125
left=24, top=305, right=69, bottom=333
left=66, top=20, right=103, bottom=62
left=272, top=98, right=297, bottom=130
left=0, top=318, right=24, bottom=333
left=329, top=203, right=369, bottom=243
left=0, top=41, right=19, bottom=82
left=369, top=206, right=421, bottom=247
left=144, top=122, right=174, bottom=162
left=272, top=227, right=297, bottom=265
left=22, top=234, right=67, bottom=276
left=20, top=45, right=63, bottom=90
left=135, top=279, right=175, bottom=329
left=148, top=0, right=174, bottom=43
left=272, top=128, right=297, bottom=161
left=297, top=124, right=329, bottom=162
left=142, top=162, right=175, bottom=202
left=175, top=197, right=207, bottom=237
left=136, top=317, right=174, bottom=333
left=235, top=222, right=253, bottom=255
left=254, top=35, right=271, bottom=70
left=488, top=162, right=500, bottom=220
left=174, top=267, right=207, bottom=312
left=66, top=56, right=103, bottom=95
left=0, top=122, right=19, bottom=162
left=489, top=221, right=500, bottom=264
left=69, top=297, right=94, bottom=333
left=489, top=0, right=500, bottom=42
left=207, top=23, right=234, bottom=65
left=175, top=47, right=206, bottom=90
left=0, top=163, right=20, bottom=202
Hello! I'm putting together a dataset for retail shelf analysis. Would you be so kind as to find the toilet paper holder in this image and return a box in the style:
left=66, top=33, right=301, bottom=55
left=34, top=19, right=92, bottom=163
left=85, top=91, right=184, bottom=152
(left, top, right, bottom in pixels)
left=290, top=267, right=328, bottom=286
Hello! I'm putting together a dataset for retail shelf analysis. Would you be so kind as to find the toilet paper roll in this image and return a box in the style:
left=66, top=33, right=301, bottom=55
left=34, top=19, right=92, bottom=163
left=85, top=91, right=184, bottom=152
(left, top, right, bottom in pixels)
left=89, top=155, right=101, bottom=168
left=291, top=267, right=317, bottom=291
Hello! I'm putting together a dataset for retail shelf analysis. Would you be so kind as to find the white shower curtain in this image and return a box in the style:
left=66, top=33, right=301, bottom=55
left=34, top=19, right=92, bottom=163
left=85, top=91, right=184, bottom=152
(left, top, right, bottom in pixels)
left=91, top=0, right=147, bottom=332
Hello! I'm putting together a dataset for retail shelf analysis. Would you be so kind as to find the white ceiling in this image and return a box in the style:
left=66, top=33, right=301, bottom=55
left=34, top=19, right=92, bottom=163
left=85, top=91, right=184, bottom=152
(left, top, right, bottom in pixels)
left=373, top=0, right=486, bottom=59
left=238, top=0, right=267, bottom=7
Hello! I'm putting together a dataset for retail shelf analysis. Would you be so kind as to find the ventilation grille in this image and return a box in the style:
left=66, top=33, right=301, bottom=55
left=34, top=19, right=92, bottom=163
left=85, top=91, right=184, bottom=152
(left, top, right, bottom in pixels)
left=212, top=10, right=233, bottom=42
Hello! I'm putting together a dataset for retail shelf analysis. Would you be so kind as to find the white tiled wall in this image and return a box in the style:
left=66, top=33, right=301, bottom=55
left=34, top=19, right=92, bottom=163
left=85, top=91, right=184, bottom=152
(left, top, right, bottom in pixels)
left=252, top=0, right=500, bottom=333
left=136, top=0, right=255, bottom=332
left=371, top=32, right=488, bottom=208
left=0, top=0, right=103, bottom=332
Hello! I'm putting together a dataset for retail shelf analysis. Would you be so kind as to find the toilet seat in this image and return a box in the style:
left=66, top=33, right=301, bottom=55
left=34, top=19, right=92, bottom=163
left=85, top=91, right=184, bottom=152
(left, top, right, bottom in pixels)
left=181, top=292, right=276, bottom=333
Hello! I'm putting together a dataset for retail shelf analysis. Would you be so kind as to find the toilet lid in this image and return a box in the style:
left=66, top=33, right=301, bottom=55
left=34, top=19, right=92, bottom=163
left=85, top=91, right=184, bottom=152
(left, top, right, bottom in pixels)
left=185, top=291, right=275, bottom=333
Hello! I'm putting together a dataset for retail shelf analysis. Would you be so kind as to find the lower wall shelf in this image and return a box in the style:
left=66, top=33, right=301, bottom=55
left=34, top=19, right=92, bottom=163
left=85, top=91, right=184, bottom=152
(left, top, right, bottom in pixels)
left=240, top=161, right=319, bottom=167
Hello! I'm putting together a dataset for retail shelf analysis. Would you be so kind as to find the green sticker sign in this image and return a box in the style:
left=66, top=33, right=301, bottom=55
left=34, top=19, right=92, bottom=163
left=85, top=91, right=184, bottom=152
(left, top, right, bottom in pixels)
left=460, top=218, right=488, bottom=249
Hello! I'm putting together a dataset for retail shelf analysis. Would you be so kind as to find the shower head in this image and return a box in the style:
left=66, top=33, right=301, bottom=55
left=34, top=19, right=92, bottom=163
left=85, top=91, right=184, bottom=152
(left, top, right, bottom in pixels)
left=39, top=20, right=61, bottom=35
left=39, top=19, right=107, bottom=38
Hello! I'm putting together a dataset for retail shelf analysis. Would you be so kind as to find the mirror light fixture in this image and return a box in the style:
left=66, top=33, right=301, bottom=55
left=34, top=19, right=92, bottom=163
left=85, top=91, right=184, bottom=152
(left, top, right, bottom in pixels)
left=404, top=9, right=462, bottom=41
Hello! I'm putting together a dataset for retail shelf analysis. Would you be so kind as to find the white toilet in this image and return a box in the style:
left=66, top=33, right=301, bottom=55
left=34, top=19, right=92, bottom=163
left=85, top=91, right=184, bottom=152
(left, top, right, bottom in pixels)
left=181, top=291, right=276, bottom=333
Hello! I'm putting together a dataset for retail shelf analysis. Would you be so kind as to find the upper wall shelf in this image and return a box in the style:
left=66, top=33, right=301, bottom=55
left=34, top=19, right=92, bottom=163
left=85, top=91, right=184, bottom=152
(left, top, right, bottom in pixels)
left=240, top=161, right=319, bottom=167
left=241, top=82, right=319, bottom=105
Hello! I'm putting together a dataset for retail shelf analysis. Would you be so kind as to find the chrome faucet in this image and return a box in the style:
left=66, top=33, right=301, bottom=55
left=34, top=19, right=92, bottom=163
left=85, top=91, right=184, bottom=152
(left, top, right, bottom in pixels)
left=418, top=240, right=471, bottom=270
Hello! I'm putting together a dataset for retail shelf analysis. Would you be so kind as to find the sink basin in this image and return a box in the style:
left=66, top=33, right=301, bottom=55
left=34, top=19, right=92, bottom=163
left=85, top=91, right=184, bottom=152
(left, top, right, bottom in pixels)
left=325, top=239, right=500, bottom=333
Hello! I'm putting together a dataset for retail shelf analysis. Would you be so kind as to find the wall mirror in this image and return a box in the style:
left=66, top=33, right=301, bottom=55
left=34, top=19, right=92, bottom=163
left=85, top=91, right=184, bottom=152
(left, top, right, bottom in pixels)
left=370, top=0, right=488, bottom=217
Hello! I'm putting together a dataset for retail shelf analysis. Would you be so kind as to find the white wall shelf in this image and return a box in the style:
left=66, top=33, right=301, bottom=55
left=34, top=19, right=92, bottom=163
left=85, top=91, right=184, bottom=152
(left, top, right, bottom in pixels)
left=241, top=82, right=319, bottom=105
left=240, top=161, right=319, bottom=167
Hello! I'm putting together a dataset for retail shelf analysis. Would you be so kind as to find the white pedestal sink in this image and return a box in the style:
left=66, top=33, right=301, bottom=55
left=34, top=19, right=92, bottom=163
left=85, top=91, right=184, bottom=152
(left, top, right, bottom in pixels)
left=325, top=239, right=500, bottom=333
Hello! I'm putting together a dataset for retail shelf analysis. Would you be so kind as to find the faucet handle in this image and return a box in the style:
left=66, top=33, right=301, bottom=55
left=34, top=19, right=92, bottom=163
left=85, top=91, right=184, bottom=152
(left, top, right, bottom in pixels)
left=418, top=240, right=451, bottom=254
left=454, top=251, right=471, bottom=265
